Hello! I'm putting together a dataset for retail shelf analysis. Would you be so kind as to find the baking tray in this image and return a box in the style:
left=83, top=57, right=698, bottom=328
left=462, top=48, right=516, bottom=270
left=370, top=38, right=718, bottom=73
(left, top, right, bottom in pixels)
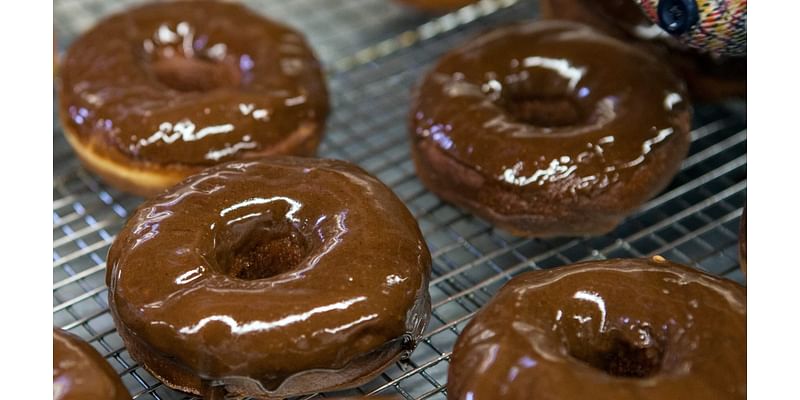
left=53, top=0, right=747, bottom=398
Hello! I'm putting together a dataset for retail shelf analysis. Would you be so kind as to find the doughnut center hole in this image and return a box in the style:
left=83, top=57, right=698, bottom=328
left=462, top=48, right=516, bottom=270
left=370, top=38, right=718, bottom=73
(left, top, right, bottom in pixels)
left=568, top=331, right=664, bottom=378
left=499, top=93, right=583, bottom=127
left=215, top=216, right=310, bottom=280
left=150, top=55, right=240, bottom=92
left=228, top=228, right=307, bottom=280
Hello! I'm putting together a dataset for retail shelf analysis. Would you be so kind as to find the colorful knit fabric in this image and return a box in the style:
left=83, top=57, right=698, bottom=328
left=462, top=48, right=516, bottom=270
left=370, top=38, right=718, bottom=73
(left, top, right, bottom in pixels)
left=637, top=0, right=746, bottom=56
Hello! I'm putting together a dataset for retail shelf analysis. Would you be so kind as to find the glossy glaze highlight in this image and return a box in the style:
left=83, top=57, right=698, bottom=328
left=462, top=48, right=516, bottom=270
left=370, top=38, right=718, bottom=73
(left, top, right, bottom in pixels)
left=447, top=257, right=746, bottom=400
left=410, top=21, right=691, bottom=236
left=106, top=157, right=431, bottom=398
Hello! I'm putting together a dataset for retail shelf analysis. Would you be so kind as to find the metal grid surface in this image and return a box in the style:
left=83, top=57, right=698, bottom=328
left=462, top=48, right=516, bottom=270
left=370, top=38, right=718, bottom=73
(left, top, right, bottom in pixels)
left=53, top=1, right=747, bottom=399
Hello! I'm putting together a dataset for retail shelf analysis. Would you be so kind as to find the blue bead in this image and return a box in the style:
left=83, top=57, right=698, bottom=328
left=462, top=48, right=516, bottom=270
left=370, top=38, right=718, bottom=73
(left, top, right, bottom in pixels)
left=657, top=0, right=699, bottom=35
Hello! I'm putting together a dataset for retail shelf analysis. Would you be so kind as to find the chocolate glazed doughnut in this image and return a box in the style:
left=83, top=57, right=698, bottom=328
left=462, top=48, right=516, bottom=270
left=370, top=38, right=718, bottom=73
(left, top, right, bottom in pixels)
left=410, top=21, right=691, bottom=237
left=53, top=328, right=131, bottom=400
left=106, top=157, right=431, bottom=399
left=448, top=257, right=746, bottom=400
left=58, top=0, right=328, bottom=196
left=539, top=0, right=746, bottom=101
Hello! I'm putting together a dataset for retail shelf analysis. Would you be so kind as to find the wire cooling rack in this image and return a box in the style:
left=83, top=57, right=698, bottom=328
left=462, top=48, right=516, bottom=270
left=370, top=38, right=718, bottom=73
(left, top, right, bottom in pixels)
left=53, top=0, right=747, bottom=399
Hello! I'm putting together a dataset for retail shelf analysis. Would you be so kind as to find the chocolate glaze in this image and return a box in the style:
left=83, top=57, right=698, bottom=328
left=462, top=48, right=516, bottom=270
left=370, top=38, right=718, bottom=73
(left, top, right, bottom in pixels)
left=410, top=21, right=690, bottom=236
left=448, top=257, right=746, bottom=399
left=59, top=0, right=328, bottom=167
left=538, top=0, right=746, bottom=101
left=53, top=328, right=131, bottom=400
left=106, top=157, right=431, bottom=398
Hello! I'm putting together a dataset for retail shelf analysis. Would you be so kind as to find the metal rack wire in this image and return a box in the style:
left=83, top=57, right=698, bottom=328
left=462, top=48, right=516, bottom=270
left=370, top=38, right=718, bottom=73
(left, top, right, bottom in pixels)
left=53, top=0, right=746, bottom=399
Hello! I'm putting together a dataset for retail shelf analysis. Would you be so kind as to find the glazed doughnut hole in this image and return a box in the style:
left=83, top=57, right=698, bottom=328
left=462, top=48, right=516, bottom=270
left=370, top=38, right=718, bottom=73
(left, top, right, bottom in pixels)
left=499, top=91, right=583, bottom=127
left=142, top=23, right=242, bottom=92
left=564, top=326, right=665, bottom=378
left=149, top=55, right=241, bottom=92
left=493, top=68, right=587, bottom=128
left=212, top=205, right=311, bottom=280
